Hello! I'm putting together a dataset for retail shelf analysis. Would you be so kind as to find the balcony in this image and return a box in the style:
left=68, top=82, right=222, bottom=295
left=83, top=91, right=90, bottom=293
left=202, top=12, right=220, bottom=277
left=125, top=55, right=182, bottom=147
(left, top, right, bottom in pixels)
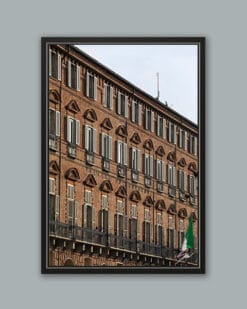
left=131, top=170, right=139, bottom=183
left=117, top=164, right=126, bottom=178
left=168, top=185, right=176, bottom=198
left=49, top=134, right=57, bottom=151
left=67, top=143, right=76, bottom=158
left=179, top=190, right=186, bottom=201
left=190, top=195, right=195, bottom=205
left=144, top=175, right=152, bottom=188
left=157, top=181, right=164, bottom=193
left=86, top=151, right=94, bottom=165
left=102, top=157, right=110, bottom=172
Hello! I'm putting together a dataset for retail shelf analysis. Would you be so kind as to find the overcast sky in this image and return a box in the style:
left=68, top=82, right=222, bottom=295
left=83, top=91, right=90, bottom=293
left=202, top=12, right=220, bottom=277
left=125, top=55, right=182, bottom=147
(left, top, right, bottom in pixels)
left=76, top=44, right=198, bottom=124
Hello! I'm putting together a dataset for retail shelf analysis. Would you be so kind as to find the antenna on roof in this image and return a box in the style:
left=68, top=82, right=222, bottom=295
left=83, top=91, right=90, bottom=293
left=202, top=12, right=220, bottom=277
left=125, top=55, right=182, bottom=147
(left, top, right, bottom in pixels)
left=156, top=72, right=160, bottom=100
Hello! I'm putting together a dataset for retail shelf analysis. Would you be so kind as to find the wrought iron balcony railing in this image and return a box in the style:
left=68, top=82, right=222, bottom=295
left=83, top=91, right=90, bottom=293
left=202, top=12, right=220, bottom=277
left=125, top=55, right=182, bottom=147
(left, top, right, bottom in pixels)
left=67, top=143, right=77, bottom=158
left=144, top=175, right=152, bottom=188
left=49, top=134, right=57, bottom=150
left=131, top=169, right=139, bottom=183
left=168, top=185, right=176, bottom=197
left=117, top=164, right=126, bottom=178
left=157, top=180, right=164, bottom=193
left=86, top=151, right=94, bottom=165
left=102, top=157, right=110, bottom=172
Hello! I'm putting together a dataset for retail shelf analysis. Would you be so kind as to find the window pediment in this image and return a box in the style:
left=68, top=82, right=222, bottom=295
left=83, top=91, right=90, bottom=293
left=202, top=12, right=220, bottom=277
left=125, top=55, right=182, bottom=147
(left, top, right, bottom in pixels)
left=65, top=168, right=80, bottom=181
left=101, top=118, right=113, bottom=130
left=143, top=196, right=154, bottom=207
left=84, top=108, right=97, bottom=122
left=167, top=204, right=177, bottom=215
left=167, top=151, right=176, bottom=162
left=178, top=208, right=187, bottom=218
left=130, top=132, right=141, bottom=145
left=49, top=160, right=60, bottom=175
left=65, top=100, right=80, bottom=113
left=143, top=139, right=154, bottom=151
left=49, top=89, right=60, bottom=104
left=191, top=212, right=197, bottom=221
left=155, top=199, right=166, bottom=211
left=178, top=157, right=187, bottom=167
left=129, top=191, right=141, bottom=202
left=83, top=174, right=97, bottom=187
left=100, top=180, right=113, bottom=193
left=188, top=162, right=198, bottom=175
left=155, top=145, right=165, bottom=157
left=116, top=186, right=127, bottom=198
left=116, top=125, right=128, bottom=137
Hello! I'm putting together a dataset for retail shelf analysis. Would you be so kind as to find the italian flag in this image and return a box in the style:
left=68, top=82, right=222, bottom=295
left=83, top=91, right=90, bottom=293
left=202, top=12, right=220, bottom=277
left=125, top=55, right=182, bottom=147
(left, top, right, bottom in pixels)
left=177, top=216, right=194, bottom=260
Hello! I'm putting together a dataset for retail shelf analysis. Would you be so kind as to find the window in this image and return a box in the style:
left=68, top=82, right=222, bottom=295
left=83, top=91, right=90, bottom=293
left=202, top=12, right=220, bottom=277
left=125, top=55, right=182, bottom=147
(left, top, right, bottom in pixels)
left=85, top=125, right=96, bottom=153
left=143, top=209, right=151, bottom=243
left=49, top=48, right=61, bottom=80
left=131, top=148, right=140, bottom=171
left=144, top=154, right=153, bottom=177
left=99, top=195, right=108, bottom=235
left=68, top=59, right=80, bottom=91
left=84, top=190, right=93, bottom=230
left=117, top=141, right=127, bottom=165
left=189, top=175, right=195, bottom=204
left=49, top=178, right=55, bottom=195
left=67, top=184, right=77, bottom=226
left=168, top=122, right=176, bottom=144
left=49, top=109, right=60, bottom=137
left=115, top=200, right=126, bottom=244
left=131, top=204, right=137, bottom=219
left=131, top=100, right=142, bottom=124
left=117, top=92, right=128, bottom=117
left=179, top=170, right=186, bottom=201
left=189, top=135, right=197, bottom=155
left=156, top=213, right=163, bottom=245
left=178, top=219, right=185, bottom=249
left=86, top=72, right=97, bottom=100
left=168, top=165, right=176, bottom=197
left=103, top=83, right=113, bottom=109
left=66, top=117, right=80, bottom=145
left=168, top=215, right=175, bottom=249
left=156, top=160, right=165, bottom=181
left=145, top=107, right=154, bottom=132
left=179, top=129, right=186, bottom=150
left=157, top=115, right=165, bottom=138
left=101, top=133, right=112, bottom=159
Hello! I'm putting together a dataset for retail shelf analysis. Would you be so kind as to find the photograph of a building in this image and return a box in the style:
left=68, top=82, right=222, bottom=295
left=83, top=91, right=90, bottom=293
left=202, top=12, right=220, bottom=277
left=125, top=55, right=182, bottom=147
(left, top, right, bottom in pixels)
left=47, top=43, right=199, bottom=269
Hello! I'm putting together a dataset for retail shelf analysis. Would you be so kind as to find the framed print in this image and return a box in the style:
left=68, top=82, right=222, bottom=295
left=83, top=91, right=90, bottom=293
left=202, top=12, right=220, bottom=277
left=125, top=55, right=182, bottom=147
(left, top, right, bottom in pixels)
left=41, top=37, right=205, bottom=274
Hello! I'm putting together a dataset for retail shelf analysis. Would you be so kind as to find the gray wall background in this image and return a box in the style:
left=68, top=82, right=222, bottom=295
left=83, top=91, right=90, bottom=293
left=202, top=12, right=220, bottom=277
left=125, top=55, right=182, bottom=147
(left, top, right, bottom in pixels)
left=0, top=0, right=246, bottom=308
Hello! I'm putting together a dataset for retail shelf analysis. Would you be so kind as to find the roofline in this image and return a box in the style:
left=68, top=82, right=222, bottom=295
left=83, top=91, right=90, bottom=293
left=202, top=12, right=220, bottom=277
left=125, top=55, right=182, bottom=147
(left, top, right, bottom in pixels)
left=69, top=44, right=198, bottom=129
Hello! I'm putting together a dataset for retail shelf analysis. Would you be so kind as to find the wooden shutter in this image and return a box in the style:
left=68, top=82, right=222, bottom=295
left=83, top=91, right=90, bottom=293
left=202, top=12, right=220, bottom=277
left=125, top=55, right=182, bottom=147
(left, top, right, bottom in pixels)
left=55, top=195, right=60, bottom=218
left=101, top=133, right=105, bottom=157
left=179, top=129, right=182, bottom=148
left=145, top=108, right=148, bottom=129
left=67, top=117, right=72, bottom=143
left=110, top=86, right=113, bottom=110
left=49, top=178, right=55, bottom=194
left=194, top=137, right=197, bottom=156
left=49, top=48, right=52, bottom=76
left=85, top=71, right=89, bottom=97
left=123, top=143, right=127, bottom=166
left=138, top=103, right=142, bottom=125
left=103, top=84, right=107, bottom=107
left=173, top=166, right=176, bottom=186
left=162, top=161, right=165, bottom=181
left=84, top=125, right=89, bottom=150
left=168, top=122, right=172, bottom=142
left=57, top=53, right=61, bottom=81
left=67, top=59, right=71, bottom=87
left=125, top=95, right=128, bottom=118
left=55, top=111, right=60, bottom=136
left=76, top=65, right=80, bottom=91
left=74, top=201, right=78, bottom=225
left=93, top=76, right=97, bottom=101
left=131, top=101, right=135, bottom=122
left=162, top=118, right=166, bottom=139
left=137, top=149, right=141, bottom=171
left=150, top=156, right=153, bottom=177
left=151, top=111, right=154, bottom=132
left=124, top=215, right=128, bottom=237
left=174, top=125, right=177, bottom=145
left=117, top=92, right=121, bottom=114
left=76, top=120, right=80, bottom=145
left=93, top=128, right=96, bottom=153
left=157, top=115, right=160, bottom=136
left=109, top=136, right=112, bottom=160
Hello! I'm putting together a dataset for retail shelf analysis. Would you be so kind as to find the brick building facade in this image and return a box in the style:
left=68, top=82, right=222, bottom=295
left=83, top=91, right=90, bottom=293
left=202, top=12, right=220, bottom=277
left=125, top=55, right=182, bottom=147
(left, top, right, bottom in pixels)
left=48, top=44, right=199, bottom=268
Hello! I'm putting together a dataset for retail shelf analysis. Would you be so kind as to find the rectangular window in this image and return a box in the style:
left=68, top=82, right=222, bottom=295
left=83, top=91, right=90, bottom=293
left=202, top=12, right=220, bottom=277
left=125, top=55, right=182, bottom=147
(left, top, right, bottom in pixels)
left=143, top=221, right=151, bottom=243
left=156, top=160, right=165, bottom=181
left=131, top=204, right=137, bottom=219
left=157, top=213, right=162, bottom=225
left=189, top=135, right=197, bottom=155
left=189, top=175, right=195, bottom=197
left=179, top=170, right=185, bottom=192
left=101, top=133, right=112, bottom=159
left=157, top=115, right=164, bottom=137
left=168, top=122, right=176, bottom=144
left=49, top=178, right=55, bottom=195
left=86, top=72, right=97, bottom=100
left=103, top=83, right=113, bottom=109
left=168, top=165, right=176, bottom=186
left=49, top=109, right=60, bottom=137
left=144, top=209, right=150, bottom=222
left=117, top=141, right=127, bottom=165
left=131, top=147, right=140, bottom=171
left=102, top=195, right=108, bottom=210
left=67, top=117, right=80, bottom=145
left=117, top=200, right=124, bottom=215
left=145, top=107, right=154, bottom=131
left=131, top=100, right=139, bottom=123
left=49, top=49, right=61, bottom=80
left=144, top=154, right=153, bottom=177
left=179, top=129, right=186, bottom=149
left=67, top=185, right=77, bottom=226
left=68, top=60, right=80, bottom=91
left=117, top=92, right=128, bottom=117
left=85, top=125, right=96, bottom=153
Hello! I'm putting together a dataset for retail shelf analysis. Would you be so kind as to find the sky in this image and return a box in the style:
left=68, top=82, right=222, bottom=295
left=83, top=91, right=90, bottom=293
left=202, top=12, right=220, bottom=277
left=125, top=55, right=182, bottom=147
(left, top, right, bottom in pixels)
left=76, top=44, right=198, bottom=124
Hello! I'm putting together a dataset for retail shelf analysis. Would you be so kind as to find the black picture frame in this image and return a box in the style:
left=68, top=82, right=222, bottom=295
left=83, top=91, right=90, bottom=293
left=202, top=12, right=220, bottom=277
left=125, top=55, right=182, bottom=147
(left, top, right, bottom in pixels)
left=41, top=37, right=205, bottom=274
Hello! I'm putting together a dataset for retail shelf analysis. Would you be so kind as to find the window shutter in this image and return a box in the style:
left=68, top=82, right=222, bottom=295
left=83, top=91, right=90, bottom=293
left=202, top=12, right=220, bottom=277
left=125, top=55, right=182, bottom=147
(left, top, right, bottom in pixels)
left=150, top=156, right=153, bottom=177
left=125, top=96, right=128, bottom=118
left=174, top=125, right=177, bottom=145
left=55, top=195, right=60, bottom=218
left=93, top=76, right=97, bottom=101
left=131, top=101, right=135, bottom=122
left=67, top=59, right=71, bottom=87
left=109, top=136, right=112, bottom=160
left=168, top=165, right=172, bottom=185
left=137, top=149, right=141, bottom=171
left=184, top=131, right=187, bottom=151
left=84, top=125, right=89, bottom=150
left=189, top=135, right=193, bottom=153
left=116, top=141, right=120, bottom=163
left=55, top=111, right=60, bottom=136
left=157, top=115, right=160, bottom=136
left=174, top=229, right=177, bottom=248
left=83, top=204, right=87, bottom=227
left=138, top=103, right=142, bottom=125
left=194, top=137, right=197, bottom=156
left=162, top=118, right=166, bottom=139
left=156, top=160, right=159, bottom=180
left=75, top=120, right=80, bottom=145
left=145, top=108, right=148, bottom=129
left=92, top=206, right=95, bottom=229
left=110, top=86, right=113, bottom=110
left=151, top=111, right=154, bottom=132
left=124, top=215, right=128, bottom=237
left=49, top=178, right=55, bottom=194
left=162, top=161, right=165, bottom=181
left=49, top=48, right=52, bottom=76
left=103, top=84, right=107, bottom=107
left=93, top=128, right=96, bottom=153
left=124, top=143, right=127, bottom=166
left=86, top=72, right=90, bottom=97
left=57, top=53, right=62, bottom=81
left=74, top=201, right=78, bottom=225
left=173, top=166, right=176, bottom=186
left=76, top=65, right=80, bottom=91
left=179, top=129, right=182, bottom=148
left=101, top=133, right=105, bottom=157
left=168, top=122, right=172, bottom=142
left=117, top=92, right=121, bottom=114
left=67, top=117, right=71, bottom=143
